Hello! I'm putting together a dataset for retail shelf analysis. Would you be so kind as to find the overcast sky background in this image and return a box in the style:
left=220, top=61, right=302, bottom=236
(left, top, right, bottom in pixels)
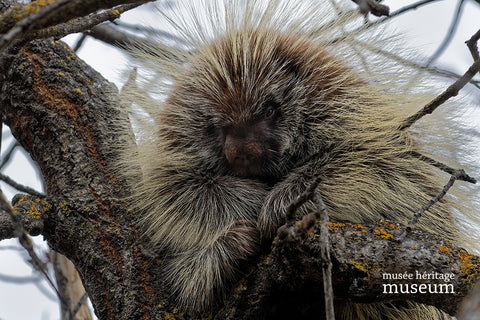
left=1, top=0, right=480, bottom=319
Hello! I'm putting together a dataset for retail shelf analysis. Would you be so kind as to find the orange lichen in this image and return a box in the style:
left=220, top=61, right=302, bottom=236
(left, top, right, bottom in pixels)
left=373, top=228, right=393, bottom=240
left=27, top=203, right=41, bottom=218
left=457, top=250, right=475, bottom=275
left=438, top=245, right=452, bottom=253
left=329, top=221, right=346, bottom=232
left=350, top=259, right=379, bottom=279
left=164, top=313, right=176, bottom=320
left=351, top=223, right=367, bottom=233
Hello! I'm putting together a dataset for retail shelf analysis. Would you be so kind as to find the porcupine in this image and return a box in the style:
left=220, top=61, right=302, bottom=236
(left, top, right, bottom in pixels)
left=117, top=0, right=479, bottom=318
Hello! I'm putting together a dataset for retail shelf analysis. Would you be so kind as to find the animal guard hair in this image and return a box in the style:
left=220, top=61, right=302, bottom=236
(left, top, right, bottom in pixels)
left=117, top=0, right=479, bottom=317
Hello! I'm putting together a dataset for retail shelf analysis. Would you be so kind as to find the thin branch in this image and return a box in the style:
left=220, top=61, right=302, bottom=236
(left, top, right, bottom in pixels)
left=466, top=29, right=480, bottom=60
left=400, top=57, right=480, bottom=130
left=466, top=28, right=480, bottom=77
left=353, top=0, right=439, bottom=33
left=73, top=33, right=87, bottom=52
left=351, top=0, right=390, bottom=17
left=426, top=0, right=465, bottom=66
left=402, top=169, right=465, bottom=236
left=113, top=20, right=189, bottom=45
left=0, top=244, right=23, bottom=251
left=0, top=191, right=70, bottom=316
left=409, top=151, right=476, bottom=184
left=33, top=3, right=144, bottom=41
left=284, top=176, right=322, bottom=223
left=387, top=0, right=440, bottom=20
left=32, top=278, right=59, bottom=302
left=0, top=272, right=43, bottom=284
left=313, top=192, right=335, bottom=320
left=71, top=293, right=89, bottom=319
left=0, top=0, right=71, bottom=52
left=0, top=172, right=44, bottom=197
left=0, top=140, right=18, bottom=169
left=277, top=178, right=335, bottom=319
left=85, top=23, right=185, bottom=63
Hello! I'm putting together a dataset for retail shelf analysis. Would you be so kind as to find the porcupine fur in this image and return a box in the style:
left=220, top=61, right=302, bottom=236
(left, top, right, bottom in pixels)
left=116, top=0, right=480, bottom=318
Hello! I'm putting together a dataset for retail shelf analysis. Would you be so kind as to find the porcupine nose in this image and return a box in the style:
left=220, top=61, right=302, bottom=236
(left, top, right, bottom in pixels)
left=223, top=130, right=264, bottom=177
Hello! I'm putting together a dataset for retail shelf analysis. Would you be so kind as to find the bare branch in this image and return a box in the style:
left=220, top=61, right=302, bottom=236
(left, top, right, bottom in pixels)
left=427, top=0, right=465, bottom=66
left=284, top=176, right=322, bottom=224
left=0, top=272, right=43, bottom=284
left=0, top=140, right=18, bottom=169
left=403, top=169, right=466, bottom=236
left=33, top=3, right=144, bottom=41
left=409, top=151, right=476, bottom=184
left=0, top=0, right=72, bottom=52
left=351, top=0, right=390, bottom=17
left=0, top=172, right=44, bottom=197
left=400, top=58, right=480, bottom=129
left=314, top=192, right=335, bottom=320
left=466, top=28, right=480, bottom=78
left=0, top=192, right=70, bottom=315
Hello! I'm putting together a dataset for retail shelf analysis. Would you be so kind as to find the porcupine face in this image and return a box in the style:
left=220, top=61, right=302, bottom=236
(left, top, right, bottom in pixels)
left=167, top=28, right=351, bottom=183
left=202, top=32, right=308, bottom=182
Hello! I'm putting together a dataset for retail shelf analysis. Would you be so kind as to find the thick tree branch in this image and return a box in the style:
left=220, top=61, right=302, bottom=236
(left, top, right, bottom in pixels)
left=3, top=194, right=479, bottom=318
left=0, top=0, right=153, bottom=36
left=1, top=38, right=159, bottom=320
left=218, top=220, right=480, bottom=319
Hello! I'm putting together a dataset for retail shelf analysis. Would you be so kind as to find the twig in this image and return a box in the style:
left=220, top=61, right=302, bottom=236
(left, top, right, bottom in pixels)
left=33, top=3, right=144, bottom=41
left=351, top=0, right=389, bottom=17
left=73, top=33, right=87, bottom=52
left=0, top=172, right=44, bottom=197
left=0, top=0, right=71, bottom=52
left=0, top=272, right=43, bottom=284
left=408, top=151, right=476, bottom=184
left=113, top=20, right=189, bottom=46
left=71, top=293, right=89, bottom=319
left=312, top=192, right=335, bottom=320
left=284, top=175, right=322, bottom=223
left=0, top=191, right=71, bottom=318
left=466, top=29, right=480, bottom=61
left=280, top=177, right=335, bottom=319
left=353, top=0, right=439, bottom=33
left=400, top=57, right=480, bottom=130
left=426, top=0, right=465, bottom=66
left=466, top=28, right=480, bottom=77
left=401, top=169, right=464, bottom=237
left=387, top=0, right=439, bottom=19
left=85, top=23, right=185, bottom=63
left=0, top=140, right=18, bottom=169
left=400, top=27, right=480, bottom=129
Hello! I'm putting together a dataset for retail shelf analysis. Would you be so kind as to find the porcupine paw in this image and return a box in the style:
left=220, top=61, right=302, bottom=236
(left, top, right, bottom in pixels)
left=257, top=188, right=290, bottom=241
left=220, top=219, right=261, bottom=258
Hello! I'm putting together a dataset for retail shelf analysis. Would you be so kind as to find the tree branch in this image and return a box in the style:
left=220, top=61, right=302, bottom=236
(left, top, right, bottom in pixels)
left=217, top=220, right=480, bottom=319
left=4, top=193, right=479, bottom=319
